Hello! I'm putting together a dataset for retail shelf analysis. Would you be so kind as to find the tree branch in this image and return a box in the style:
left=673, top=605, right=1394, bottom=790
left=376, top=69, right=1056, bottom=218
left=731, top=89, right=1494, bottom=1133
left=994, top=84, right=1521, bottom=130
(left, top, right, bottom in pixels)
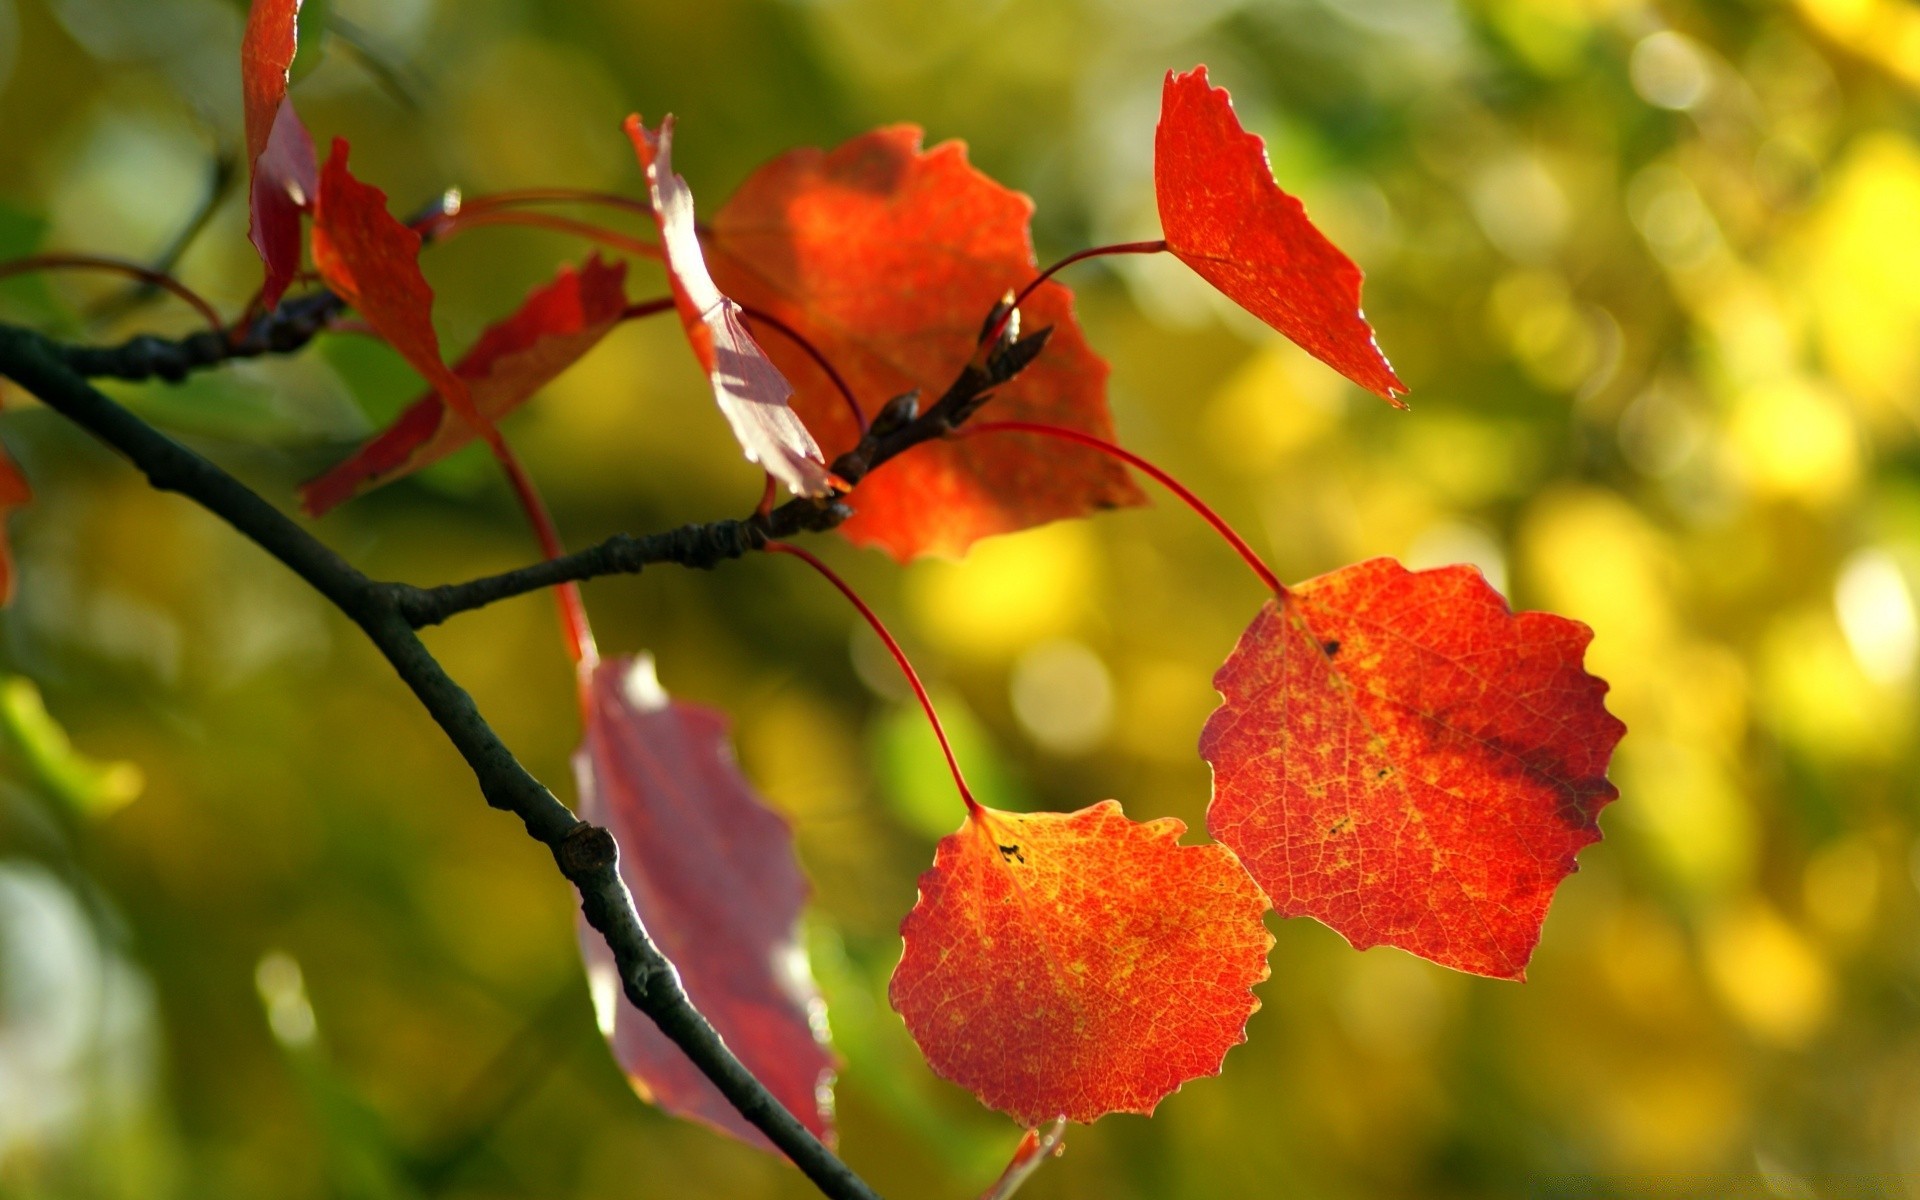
left=0, top=322, right=882, bottom=1200
left=398, top=315, right=1055, bottom=627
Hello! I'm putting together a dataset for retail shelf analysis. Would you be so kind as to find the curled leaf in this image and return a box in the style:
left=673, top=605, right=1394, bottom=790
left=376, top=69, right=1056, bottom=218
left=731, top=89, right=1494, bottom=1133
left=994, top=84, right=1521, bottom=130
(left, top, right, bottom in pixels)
left=1156, top=66, right=1405, bottom=403
left=1201, top=559, right=1625, bottom=979
left=241, top=0, right=316, bottom=309
left=890, top=800, right=1270, bottom=1127
left=301, top=255, right=629, bottom=515
left=576, top=655, right=835, bottom=1151
left=625, top=116, right=830, bottom=497
left=311, top=140, right=487, bottom=441
left=708, top=126, right=1144, bottom=559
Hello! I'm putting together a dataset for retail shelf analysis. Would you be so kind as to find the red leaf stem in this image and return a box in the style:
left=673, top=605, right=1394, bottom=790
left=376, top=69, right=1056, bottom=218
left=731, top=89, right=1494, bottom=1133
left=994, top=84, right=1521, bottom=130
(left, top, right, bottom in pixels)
left=736, top=305, right=867, bottom=435
left=425, top=210, right=663, bottom=260
left=764, top=541, right=979, bottom=815
left=960, top=420, right=1283, bottom=595
left=0, top=254, right=225, bottom=334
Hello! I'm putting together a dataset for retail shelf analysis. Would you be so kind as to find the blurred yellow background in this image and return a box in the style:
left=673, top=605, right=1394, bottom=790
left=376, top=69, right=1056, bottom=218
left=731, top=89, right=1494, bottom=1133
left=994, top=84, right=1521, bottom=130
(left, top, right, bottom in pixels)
left=3, top=0, right=1919, bottom=1195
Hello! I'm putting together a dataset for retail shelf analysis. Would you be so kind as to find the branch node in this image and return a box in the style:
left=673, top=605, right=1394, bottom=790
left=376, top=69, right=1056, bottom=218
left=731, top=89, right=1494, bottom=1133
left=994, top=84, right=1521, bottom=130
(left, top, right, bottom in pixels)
left=557, top=822, right=618, bottom=879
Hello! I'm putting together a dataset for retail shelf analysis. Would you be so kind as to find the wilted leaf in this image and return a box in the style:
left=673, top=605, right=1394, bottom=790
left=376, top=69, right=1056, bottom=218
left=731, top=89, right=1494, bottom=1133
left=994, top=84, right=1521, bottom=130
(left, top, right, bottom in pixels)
left=576, top=655, right=834, bottom=1151
left=890, top=800, right=1270, bottom=1126
left=624, top=116, right=829, bottom=497
left=301, top=255, right=629, bottom=514
left=1156, top=66, right=1405, bottom=403
left=1201, top=558, right=1624, bottom=979
left=242, top=0, right=316, bottom=309
left=311, top=140, right=484, bottom=440
left=707, top=126, right=1144, bottom=559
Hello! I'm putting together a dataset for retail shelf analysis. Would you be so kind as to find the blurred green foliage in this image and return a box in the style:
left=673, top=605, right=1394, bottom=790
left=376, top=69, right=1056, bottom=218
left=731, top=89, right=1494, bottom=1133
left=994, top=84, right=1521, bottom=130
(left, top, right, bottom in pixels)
left=3, top=0, right=1920, bottom=1196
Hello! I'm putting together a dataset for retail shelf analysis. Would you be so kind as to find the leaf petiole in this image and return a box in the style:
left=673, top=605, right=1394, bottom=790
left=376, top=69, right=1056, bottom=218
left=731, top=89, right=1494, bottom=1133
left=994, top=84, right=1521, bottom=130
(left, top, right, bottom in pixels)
left=764, top=541, right=980, bottom=816
left=959, top=420, right=1284, bottom=596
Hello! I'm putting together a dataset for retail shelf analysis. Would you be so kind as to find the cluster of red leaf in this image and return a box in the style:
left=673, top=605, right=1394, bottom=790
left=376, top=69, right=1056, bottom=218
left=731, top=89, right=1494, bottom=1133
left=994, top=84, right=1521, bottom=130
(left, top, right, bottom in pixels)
left=219, top=0, right=1624, bottom=1166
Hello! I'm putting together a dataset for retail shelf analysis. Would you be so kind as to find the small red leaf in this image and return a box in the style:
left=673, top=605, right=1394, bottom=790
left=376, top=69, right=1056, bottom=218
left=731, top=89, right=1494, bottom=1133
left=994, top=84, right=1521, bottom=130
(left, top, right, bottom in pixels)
left=624, top=116, right=830, bottom=497
left=311, top=140, right=485, bottom=439
left=0, top=437, right=31, bottom=606
left=1156, top=67, right=1405, bottom=403
left=576, top=656, right=834, bottom=1152
left=300, top=255, right=629, bottom=515
left=1201, top=559, right=1625, bottom=979
left=890, top=800, right=1270, bottom=1126
left=707, top=127, right=1145, bottom=560
left=241, top=0, right=315, bottom=309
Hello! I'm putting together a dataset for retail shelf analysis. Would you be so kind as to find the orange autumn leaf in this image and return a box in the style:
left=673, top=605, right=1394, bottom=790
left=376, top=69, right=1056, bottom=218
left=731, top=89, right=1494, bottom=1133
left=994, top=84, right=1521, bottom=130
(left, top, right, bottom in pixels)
left=310, top=139, right=488, bottom=442
left=1156, top=66, right=1405, bottom=403
left=575, top=656, right=835, bottom=1152
left=706, top=127, right=1144, bottom=560
left=241, top=0, right=315, bottom=310
left=624, top=116, right=830, bottom=497
left=300, top=255, right=629, bottom=515
left=1200, top=559, right=1625, bottom=979
left=0, top=437, right=30, bottom=606
left=890, top=800, right=1270, bottom=1126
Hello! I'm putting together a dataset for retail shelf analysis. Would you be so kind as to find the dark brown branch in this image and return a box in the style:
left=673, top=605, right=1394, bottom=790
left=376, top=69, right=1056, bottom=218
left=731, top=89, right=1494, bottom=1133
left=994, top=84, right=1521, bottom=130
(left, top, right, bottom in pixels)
left=0, top=322, right=882, bottom=1200
left=398, top=317, right=1054, bottom=627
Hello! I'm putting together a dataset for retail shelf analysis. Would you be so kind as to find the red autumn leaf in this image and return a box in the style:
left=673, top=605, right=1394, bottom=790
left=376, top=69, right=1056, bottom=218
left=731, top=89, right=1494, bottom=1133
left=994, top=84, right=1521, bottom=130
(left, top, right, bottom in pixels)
left=890, top=800, right=1270, bottom=1126
left=575, top=655, right=834, bottom=1152
left=311, top=139, right=488, bottom=441
left=1200, top=558, right=1624, bottom=980
left=1156, top=66, right=1406, bottom=404
left=706, top=127, right=1145, bottom=560
left=300, top=255, right=629, bottom=515
left=0, top=437, right=31, bottom=606
left=623, top=116, right=830, bottom=497
left=241, top=0, right=316, bottom=310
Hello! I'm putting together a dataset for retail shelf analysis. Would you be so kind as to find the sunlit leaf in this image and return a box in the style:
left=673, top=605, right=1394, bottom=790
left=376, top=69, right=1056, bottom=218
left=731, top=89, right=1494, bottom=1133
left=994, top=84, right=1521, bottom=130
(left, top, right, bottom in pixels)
left=1156, top=66, right=1405, bottom=403
left=625, top=116, right=830, bottom=498
left=707, top=127, right=1144, bottom=559
left=1201, top=558, right=1624, bottom=979
left=890, top=800, right=1270, bottom=1125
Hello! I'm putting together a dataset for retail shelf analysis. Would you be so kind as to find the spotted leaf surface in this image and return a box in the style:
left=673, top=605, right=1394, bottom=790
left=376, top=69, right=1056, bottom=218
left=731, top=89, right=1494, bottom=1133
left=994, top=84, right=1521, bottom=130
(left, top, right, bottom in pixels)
left=1201, top=558, right=1625, bottom=979
left=890, top=801, right=1270, bottom=1126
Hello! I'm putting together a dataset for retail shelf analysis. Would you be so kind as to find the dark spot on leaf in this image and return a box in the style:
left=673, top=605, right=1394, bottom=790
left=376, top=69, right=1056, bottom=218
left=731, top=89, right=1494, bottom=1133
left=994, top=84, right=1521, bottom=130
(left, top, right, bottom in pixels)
left=1328, top=816, right=1353, bottom=836
left=1322, top=640, right=1340, bottom=658
left=997, top=843, right=1027, bottom=864
left=1376, top=767, right=1390, bottom=779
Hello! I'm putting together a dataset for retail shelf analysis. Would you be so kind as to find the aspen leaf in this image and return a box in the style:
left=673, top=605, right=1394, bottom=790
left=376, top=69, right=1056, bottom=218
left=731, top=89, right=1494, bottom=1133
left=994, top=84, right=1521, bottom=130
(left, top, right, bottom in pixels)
left=1156, top=66, right=1406, bottom=403
left=707, top=127, right=1144, bottom=559
left=625, top=116, right=830, bottom=498
left=300, top=255, right=629, bottom=514
left=1200, top=559, right=1625, bottom=979
left=890, top=800, right=1270, bottom=1126
left=575, top=655, right=835, bottom=1152
left=241, top=0, right=316, bottom=309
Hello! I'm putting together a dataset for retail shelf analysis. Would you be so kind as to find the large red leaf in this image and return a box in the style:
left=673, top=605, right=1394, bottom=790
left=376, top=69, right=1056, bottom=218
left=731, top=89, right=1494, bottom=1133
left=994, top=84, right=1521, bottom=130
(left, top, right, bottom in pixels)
left=890, top=800, right=1270, bottom=1126
left=241, top=0, right=315, bottom=310
left=1156, top=67, right=1405, bottom=404
left=707, top=127, right=1145, bottom=560
left=0, top=437, right=30, bottom=606
left=1200, top=559, right=1624, bottom=979
left=311, top=140, right=486, bottom=439
left=300, top=255, right=629, bottom=515
left=624, top=116, right=830, bottom=498
left=575, top=655, right=835, bottom=1152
